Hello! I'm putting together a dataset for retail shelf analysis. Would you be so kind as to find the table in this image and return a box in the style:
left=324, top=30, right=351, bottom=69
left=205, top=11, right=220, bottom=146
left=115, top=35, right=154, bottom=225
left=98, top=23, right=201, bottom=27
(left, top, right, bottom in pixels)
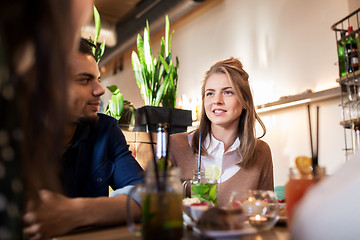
left=52, top=226, right=139, bottom=240
left=53, top=224, right=290, bottom=240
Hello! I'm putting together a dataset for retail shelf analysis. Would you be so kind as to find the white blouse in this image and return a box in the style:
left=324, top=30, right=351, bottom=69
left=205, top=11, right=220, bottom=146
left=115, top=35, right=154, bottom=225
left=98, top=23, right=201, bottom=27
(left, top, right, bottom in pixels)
left=188, top=132, right=243, bottom=183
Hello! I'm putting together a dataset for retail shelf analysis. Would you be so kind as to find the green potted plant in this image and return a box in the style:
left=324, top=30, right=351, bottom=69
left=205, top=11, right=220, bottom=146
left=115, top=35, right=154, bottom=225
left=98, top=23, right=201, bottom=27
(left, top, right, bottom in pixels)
left=131, top=15, right=178, bottom=108
left=105, top=85, right=135, bottom=129
left=131, top=15, right=192, bottom=133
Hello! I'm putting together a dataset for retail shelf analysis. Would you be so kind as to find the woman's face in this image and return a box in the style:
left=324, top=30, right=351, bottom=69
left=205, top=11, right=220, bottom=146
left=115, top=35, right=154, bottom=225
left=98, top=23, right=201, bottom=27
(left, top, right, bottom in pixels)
left=204, top=73, right=243, bottom=130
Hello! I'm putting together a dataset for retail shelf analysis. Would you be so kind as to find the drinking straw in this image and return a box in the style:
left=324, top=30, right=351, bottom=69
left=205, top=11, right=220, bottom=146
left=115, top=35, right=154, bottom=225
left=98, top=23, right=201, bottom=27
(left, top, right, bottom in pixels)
left=313, top=106, right=319, bottom=176
left=144, top=108, right=161, bottom=191
left=307, top=104, right=320, bottom=177
left=307, top=104, right=314, bottom=161
left=163, top=110, right=173, bottom=190
left=197, top=132, right=202, bottom=181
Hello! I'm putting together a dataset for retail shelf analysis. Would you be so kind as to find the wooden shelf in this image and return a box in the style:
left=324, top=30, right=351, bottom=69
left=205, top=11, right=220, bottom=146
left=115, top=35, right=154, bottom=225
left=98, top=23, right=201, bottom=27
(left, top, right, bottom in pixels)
left=336, top=69, right=360, bottom=84
left=339, top=119, right=360, bottom=129
left=256, top=87, right=340, bottom=113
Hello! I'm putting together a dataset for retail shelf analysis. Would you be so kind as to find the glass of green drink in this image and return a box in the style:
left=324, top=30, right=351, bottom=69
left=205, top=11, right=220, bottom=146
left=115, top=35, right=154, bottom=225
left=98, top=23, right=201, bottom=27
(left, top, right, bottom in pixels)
left=184, top=170, right=219, bottom=206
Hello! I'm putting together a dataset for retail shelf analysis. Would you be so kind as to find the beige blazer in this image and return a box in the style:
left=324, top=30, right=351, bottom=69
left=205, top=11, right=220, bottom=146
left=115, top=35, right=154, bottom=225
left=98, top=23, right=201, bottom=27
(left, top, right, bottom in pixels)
left=169, top=132, right=274, bottom=207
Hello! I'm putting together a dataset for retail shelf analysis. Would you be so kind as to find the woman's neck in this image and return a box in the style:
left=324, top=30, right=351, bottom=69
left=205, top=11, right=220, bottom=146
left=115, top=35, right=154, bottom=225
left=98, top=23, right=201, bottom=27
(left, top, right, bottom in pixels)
left=211, top=124, right=238, bottom=151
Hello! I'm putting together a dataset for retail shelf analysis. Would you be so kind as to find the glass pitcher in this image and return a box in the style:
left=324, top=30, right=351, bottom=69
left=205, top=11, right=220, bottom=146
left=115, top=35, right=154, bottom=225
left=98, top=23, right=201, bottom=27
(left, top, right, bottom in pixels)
left=127, top=167, right=183, bottom=240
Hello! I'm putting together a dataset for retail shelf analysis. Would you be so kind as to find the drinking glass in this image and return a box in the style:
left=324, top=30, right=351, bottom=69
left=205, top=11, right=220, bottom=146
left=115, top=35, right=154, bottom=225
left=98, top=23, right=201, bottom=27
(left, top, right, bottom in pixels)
left=183, top=170, right=218, bottom=205
left=285, top=167, right=325, bottom=226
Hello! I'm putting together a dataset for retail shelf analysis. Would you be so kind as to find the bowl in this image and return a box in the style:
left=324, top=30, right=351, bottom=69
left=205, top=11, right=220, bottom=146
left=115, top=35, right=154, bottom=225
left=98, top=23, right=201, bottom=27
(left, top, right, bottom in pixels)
left=182, top=197, right=210, bottom=223
left=190, top=205, right=209, bottom=221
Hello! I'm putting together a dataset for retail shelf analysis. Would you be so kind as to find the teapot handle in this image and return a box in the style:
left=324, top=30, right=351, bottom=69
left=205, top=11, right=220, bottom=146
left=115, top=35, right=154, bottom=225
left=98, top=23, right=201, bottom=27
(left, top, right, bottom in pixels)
left=126, top=184, right=141, bottom=234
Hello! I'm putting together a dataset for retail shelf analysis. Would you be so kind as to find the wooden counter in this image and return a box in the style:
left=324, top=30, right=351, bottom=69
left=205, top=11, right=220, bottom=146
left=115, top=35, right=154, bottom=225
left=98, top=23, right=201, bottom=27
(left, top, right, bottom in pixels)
left=53, top=224, right=290, bottom=240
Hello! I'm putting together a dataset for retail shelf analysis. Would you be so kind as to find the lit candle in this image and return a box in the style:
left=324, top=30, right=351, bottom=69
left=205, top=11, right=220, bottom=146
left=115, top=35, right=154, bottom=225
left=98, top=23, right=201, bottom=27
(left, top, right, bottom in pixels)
left=249, top=214, right=268, bottom=228
left=251, top=214, right=267, bottom=221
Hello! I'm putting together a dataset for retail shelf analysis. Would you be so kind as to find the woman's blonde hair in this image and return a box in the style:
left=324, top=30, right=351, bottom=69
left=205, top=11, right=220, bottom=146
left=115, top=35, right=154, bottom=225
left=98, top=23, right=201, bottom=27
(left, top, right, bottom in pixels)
left=191, top=57, right=266, bottom=167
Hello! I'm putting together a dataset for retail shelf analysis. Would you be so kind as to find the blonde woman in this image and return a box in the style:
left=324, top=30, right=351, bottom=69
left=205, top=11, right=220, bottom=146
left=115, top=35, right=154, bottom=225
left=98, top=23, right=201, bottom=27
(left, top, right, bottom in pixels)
left=170, top=57, right=273, bottom=206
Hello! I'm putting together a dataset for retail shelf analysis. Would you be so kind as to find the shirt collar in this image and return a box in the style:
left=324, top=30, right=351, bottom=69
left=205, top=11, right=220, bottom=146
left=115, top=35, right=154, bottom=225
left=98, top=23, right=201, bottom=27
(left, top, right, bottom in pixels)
left=204, top=134, right=241, bottom=154
left=68, top=120, right=93, bottom=149
left=228, top=137, right=241, bottom=152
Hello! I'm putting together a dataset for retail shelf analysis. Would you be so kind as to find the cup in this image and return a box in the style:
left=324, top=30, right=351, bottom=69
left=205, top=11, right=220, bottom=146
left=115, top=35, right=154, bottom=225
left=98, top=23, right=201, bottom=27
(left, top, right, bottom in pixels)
left=285, top=167, right=325, bottom=226
left=127, top=168, right=183, bottom=240
left=183, top=170, right=218, bottom=206
left=228, top=190, right=279, bottom=231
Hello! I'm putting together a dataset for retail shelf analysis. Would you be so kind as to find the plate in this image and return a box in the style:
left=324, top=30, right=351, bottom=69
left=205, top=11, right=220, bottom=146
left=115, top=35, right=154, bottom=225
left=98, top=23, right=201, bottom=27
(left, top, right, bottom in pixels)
left=193, top=225, right=258, bottom=238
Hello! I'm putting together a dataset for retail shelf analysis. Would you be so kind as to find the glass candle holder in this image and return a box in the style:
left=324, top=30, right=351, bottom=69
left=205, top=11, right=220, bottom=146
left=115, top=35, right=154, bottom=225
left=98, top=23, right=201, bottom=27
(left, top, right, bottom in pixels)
left=228, top=190, right=279, bottom=231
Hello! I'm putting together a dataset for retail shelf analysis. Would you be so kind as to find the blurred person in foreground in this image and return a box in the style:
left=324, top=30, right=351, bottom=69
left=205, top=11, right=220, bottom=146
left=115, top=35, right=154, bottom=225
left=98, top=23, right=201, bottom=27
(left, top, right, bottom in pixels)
left=0, top=0, right=92, bottom=239
left=291, top=150, right=360, bottom=240
left=170, top=57, right=273, bottom=206
left=22, top=38, right=144, bottom=239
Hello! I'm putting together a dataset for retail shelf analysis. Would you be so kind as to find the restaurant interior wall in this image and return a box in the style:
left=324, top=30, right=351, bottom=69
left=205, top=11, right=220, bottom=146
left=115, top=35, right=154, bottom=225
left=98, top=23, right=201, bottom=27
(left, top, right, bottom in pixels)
left=101, top=0, right=359, bottom=187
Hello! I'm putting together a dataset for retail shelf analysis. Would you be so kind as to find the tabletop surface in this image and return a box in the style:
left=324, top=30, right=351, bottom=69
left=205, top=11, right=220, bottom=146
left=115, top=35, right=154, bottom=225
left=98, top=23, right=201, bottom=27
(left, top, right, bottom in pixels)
left=53, top=223, right=290, bottom=240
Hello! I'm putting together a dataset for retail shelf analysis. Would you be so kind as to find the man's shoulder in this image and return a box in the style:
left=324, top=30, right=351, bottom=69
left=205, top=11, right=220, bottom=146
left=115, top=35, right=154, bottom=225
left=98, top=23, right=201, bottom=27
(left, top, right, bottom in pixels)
left=90, top=113, right=119, bottom=134
left=96, top=113, right=120, bottom=129
left=97, top=113, right=117, bottom=124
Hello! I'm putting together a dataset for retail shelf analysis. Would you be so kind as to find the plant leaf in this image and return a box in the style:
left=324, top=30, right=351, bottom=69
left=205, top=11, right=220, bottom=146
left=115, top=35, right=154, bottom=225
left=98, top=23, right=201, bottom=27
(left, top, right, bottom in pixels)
left=160, top=37, right=165, bottom=57
left=169, top=30, right=174, bottom=57
left=143, top=21, right=154, bottom=73
left=93, top=6, right=101, bottom=44
left=165, top=15, right=170, bottom=56
left=132, top=51, right=149, bottom=105
left=155, top=80, right=169, bottom=106
left=96, top=40, right=106, bottom=63
left=106, top=85, right=120, bottom=95
left=109, top=94, right=124, bottom=120
left=158, top=54, right=170, bottom=72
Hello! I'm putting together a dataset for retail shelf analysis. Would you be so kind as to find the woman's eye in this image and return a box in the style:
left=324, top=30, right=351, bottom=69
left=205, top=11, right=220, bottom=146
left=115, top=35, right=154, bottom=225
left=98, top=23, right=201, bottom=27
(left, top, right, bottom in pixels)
left=206, top=92, right=214, bottom=97
left=224, top=90, right=234, bottom=95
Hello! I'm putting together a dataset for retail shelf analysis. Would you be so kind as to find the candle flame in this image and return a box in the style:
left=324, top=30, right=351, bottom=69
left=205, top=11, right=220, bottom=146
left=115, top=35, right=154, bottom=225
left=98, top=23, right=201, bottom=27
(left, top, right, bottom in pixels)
left=255, top=214, right=261, bottom=220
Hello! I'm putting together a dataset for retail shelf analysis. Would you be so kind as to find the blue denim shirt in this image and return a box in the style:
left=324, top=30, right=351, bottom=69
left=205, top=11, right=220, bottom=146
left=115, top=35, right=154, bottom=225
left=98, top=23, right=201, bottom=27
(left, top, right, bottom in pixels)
left=62, top=114, right=144, bottom=198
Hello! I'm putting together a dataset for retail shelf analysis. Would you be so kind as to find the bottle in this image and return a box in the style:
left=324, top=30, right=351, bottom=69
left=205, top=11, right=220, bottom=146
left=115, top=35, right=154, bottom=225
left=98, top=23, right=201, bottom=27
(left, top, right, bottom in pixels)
left=346, top=26, right=359, bottom=73
left=156, top=122, right=168, bottom=170
left=338, top=32, right=347, bottom=77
